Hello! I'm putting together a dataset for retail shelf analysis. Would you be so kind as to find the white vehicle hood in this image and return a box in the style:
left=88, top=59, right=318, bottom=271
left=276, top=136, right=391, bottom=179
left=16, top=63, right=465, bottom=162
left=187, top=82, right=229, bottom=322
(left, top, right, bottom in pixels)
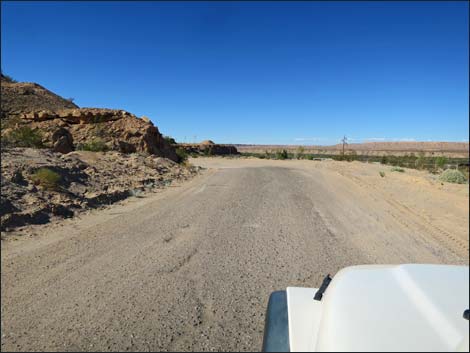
left=287, top=264, right=469, bottom=352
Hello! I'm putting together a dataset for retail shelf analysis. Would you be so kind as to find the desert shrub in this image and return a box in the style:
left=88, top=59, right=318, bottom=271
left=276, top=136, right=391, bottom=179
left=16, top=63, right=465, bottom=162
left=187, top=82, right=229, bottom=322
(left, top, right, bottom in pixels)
left=202, top=146, right=214, bottom=156
left=415, top=152, right=426, bottom=170
left=2, top=74, right=17, bottom=83
left=3, top=126, right=44, bottom=148
left=164, top=136, right=177, bottom=145
left=31, top=168, right=61, bottom=190
left=276, top=149, right=288, bottom=160
left=175, top=147, right=188, bottom=163
left=22, top=87, right=35, bottom=95
left=333, top=155, right=345, bottom=161
left=379, top=171, right=385, bottom=178
left=438, top=169, right=467, bottom=184
left=347, top=150, right=357, bottom=162
left=0, top=116, right=22, bottom=131
left=296, top=146, right=305, bottom=159
left=89, top=122, right=107, bottom=137
left=305, top=154, right=314, bottom=160
left=77, top=139, right=109, bottom=152
left=90, top=115, right=109, bottom=125
left=435, top=156, right=447, bottom=169
left=391, top=166, right=405, bottom=173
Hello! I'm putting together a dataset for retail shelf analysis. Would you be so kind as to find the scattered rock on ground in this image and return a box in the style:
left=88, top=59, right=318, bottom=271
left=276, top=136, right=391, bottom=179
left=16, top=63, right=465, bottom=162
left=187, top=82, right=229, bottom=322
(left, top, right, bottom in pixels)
left=0, top=147, right=200, bottom=232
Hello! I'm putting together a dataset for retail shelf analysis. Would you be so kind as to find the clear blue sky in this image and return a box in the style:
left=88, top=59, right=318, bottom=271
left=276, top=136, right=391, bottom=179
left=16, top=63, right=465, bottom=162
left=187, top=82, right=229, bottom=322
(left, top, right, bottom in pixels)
left=2, top=1, right=468, bottom=145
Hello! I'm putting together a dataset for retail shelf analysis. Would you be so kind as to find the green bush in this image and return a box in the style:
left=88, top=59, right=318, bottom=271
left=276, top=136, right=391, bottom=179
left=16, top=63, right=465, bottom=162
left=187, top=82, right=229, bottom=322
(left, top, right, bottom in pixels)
left=276, top=149, right=288, bottom=160
left=296, top=146, right=305, bottom=159
left=175, top=147, right=188, bottom=163
left=31, top=168, right=61, bottom=190
left=89, top=115, right=107, bottom=125
left=438, top=169, right=467, bottom=184
left=202, top=147, right=214, bottom=156
left=379, top=171, right=386, bottom=178
left=391, top=166, right=405, bottom=173
left=415, top=152, right=426, bottom=170
left=164, top=136, right=177, bottom=145
left=435, top=156, right=447, bottom=169
left=3, top=126, right=44, bottom=148
left=77, top=139, right=109, bottom=152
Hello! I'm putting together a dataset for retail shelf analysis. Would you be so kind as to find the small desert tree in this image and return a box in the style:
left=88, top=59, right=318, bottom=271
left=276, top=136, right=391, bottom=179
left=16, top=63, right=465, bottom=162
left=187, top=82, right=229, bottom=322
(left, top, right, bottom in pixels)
left=175, top=147, right=188, bottom=163
left=296, top=146, right=305, bottom=159
left=435, top=156, right=447, bottom=170
left=276, top=149, right=288, bottom=160
left=164, top=136, right=177, bottom=145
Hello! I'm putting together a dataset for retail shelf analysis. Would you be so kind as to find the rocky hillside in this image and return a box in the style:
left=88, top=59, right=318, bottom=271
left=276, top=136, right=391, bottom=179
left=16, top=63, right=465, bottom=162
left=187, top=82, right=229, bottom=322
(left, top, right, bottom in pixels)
left=1, top=148, right=200, bottom=231
left=1, top=74, right=78, bottom=118
left=1, top=76, right=178, bottom=161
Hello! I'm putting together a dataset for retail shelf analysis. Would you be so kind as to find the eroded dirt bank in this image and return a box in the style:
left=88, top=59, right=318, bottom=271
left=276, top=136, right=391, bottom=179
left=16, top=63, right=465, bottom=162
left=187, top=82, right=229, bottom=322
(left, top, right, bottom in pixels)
left=0, top=148, right=200, bottom=233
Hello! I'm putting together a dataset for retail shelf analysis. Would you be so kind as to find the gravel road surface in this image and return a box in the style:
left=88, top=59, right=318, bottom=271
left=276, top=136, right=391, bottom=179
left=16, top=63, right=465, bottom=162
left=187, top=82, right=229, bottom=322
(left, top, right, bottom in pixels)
left=2, top=158, right=468, bottom=351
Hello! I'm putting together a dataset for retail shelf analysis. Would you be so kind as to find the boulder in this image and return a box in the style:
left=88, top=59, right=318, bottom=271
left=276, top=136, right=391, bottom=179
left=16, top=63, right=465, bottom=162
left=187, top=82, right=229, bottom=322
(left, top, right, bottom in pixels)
left=52, top=128, right=74, bottom=154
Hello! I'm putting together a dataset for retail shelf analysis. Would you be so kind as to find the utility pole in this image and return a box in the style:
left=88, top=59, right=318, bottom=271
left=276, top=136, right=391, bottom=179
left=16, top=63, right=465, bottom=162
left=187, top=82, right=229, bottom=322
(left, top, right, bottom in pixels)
left=341, top=135, right=348, bottom=156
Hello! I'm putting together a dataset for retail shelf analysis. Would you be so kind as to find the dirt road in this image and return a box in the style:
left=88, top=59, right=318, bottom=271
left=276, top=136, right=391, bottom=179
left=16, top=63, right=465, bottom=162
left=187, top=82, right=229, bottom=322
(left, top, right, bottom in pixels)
left=1, top=158, right=468, bottom=351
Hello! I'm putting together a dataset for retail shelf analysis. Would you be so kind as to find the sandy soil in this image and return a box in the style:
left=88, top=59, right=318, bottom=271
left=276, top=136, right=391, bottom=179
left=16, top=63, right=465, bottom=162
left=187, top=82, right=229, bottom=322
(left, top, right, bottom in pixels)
left=1, top=157, right=468, bottom=351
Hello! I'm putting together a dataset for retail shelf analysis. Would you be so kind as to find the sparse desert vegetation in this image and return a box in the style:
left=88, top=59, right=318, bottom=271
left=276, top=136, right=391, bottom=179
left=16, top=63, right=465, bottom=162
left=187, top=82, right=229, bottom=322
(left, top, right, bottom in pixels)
left=0, top=75, right=202, bottom=232
left=30, top=168, right=61, bottom=190
left=439, top=169, right=467, bottom=184
left=175, top=146, right=189, bottom=163
left=2, top=126, right=44, bottom=148
left=0, top=148, right=201, bottom=231
left=2, top=2, right=468, bottom=352
left=239, top=149, right=469, bottom=181
left=76, top=138, right=109, bottom=152
left=390, top=166, right=405, bottom=173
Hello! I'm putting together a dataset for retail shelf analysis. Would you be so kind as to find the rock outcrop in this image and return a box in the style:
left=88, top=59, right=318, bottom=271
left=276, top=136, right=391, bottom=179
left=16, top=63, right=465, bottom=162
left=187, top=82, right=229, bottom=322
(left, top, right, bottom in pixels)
left=14, top=108, right=178, bottom=160
left=1, top=76, right=178, bottom=161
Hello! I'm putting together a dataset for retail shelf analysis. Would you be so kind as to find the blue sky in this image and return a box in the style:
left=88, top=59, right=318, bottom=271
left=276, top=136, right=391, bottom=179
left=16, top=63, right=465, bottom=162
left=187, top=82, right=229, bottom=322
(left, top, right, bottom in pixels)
left=2, top=1, right=468, bottom=145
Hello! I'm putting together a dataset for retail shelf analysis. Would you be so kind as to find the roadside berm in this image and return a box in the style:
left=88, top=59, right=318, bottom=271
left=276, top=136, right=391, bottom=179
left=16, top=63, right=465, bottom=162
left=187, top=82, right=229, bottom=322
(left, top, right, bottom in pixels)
left=0, top=147, right=200, bottom=232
